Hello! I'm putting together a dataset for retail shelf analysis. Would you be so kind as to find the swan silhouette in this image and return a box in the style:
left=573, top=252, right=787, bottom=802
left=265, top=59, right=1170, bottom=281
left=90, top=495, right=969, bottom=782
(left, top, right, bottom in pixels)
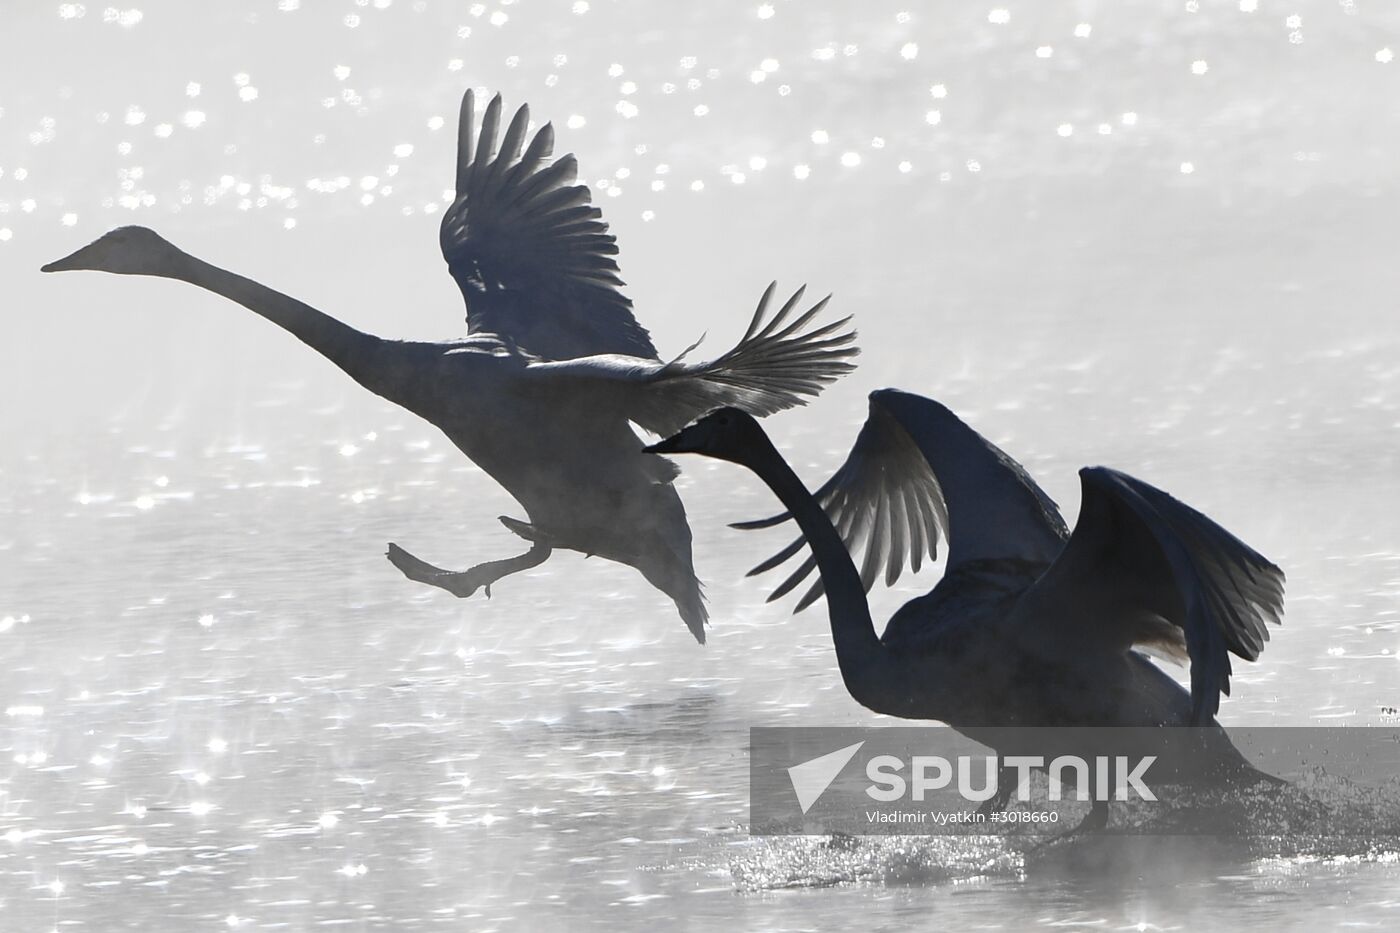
left=647, top=391, right=1285, bottom=824
left=42, top=91, right=858, bottom=642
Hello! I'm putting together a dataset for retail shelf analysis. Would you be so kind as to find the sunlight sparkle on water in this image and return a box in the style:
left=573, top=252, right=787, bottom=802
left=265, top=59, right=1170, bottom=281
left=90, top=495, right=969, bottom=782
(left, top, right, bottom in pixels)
left=104, top=8, right=143, bottom=28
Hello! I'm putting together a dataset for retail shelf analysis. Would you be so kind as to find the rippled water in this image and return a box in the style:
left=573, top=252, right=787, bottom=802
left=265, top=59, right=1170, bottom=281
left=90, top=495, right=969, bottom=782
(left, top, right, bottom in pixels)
left=3, top=2, right=1399, bottom=930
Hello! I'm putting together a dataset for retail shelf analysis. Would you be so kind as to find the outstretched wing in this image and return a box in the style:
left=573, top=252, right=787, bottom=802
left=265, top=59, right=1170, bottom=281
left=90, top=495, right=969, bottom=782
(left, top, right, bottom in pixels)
left=1015, top=467, right=1285, bottom=724
left=735, top=389, right=1071, bottom=613
left=733, top=397, right=949, bottom=612
left=440, top=90, right=657, bottom=360
left=526, top=282, right=858, bottom=436
left=628, top=282, right=858, bottom=435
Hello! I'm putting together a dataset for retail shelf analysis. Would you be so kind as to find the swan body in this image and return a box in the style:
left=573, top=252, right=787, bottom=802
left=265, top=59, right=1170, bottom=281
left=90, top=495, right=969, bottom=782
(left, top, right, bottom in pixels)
left=648, top=393, right=1286, bottom=806
left=42, top=92, right=859, bottom=642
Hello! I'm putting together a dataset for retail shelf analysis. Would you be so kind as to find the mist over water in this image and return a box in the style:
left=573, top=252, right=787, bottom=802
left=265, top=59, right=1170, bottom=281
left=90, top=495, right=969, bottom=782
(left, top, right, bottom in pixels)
left=2, top=1, right=1399, bottom=929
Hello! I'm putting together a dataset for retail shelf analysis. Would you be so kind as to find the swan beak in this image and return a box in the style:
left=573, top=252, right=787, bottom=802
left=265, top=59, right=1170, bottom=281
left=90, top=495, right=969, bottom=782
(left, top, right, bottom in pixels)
left=40, top=246, right=88, bottom=273
left=643, top=434, right=689, bottom=455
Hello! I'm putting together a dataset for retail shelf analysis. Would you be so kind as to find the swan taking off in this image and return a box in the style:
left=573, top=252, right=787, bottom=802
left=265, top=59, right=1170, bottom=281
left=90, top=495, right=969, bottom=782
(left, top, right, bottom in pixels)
left=647, top=392, right=1285, bottom=825
left=42, top=91, right=859, bottom=642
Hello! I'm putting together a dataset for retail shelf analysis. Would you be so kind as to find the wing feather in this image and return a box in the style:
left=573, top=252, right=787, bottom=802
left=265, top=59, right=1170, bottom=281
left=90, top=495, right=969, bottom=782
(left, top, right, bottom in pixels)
left=1014, top=467, right=1285, bottom=724
left=735, top=396, right=949, bottom=609
left=441, top=90, right=656, bottom=360
left=618, top=284, right=859, bottom=436
left=523, top=283, right=858, bottom=438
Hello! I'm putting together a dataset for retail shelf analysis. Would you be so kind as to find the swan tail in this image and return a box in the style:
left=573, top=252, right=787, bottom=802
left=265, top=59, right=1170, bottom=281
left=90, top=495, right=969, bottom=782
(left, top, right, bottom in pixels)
left=676, top=581, right=710, bottom=646
left=636, top=557, right=707, bottom=643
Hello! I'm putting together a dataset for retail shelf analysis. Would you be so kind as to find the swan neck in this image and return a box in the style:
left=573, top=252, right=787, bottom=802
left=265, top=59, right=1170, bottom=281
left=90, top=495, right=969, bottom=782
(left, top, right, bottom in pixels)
left=743, top=438, right=887, bottom=684
left=167, top=252, right=400, bottom=400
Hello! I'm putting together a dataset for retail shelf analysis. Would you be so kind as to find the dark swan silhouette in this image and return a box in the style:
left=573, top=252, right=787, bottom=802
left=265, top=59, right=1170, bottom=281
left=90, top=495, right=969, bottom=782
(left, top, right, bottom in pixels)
left=647, top=391, right=1286, bottom=824
left=42, top=90, right=858, bottom=642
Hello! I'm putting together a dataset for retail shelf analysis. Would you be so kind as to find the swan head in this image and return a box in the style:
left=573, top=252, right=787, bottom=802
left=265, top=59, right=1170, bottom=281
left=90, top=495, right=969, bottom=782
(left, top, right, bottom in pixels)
left=42, top=226, right=182, bottom=276
left=644, top=407, right=769, bottom=464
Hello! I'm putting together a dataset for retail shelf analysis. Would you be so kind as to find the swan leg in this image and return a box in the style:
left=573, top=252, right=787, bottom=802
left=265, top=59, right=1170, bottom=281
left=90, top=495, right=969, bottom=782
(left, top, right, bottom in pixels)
left=386, top=540, right=552, bottom=598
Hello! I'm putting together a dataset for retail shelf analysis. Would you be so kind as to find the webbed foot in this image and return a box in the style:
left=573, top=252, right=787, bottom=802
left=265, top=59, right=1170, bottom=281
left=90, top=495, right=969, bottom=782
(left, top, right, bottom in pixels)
left=386, top=538, right=552, bottom=600
left=387, top=543, right=496, bottom=598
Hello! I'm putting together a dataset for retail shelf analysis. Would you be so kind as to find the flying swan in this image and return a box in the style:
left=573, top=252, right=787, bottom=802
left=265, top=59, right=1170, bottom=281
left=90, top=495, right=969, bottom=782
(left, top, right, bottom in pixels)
left=648, top=391, right=1286, bottom=825
left=42, top=90, right=858, bottom=642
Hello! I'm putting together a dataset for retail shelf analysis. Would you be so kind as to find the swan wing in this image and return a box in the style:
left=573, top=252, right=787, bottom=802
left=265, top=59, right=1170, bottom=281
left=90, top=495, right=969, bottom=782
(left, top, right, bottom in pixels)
left=733, top=395, right=949, bottom=612
left=526, top=283, right=858, bottom=435
left=440, top=90, right=657, bottom=361
left=629, top=282, right=859, bottom=434
left=1014, top=467, right=1285, bottom=724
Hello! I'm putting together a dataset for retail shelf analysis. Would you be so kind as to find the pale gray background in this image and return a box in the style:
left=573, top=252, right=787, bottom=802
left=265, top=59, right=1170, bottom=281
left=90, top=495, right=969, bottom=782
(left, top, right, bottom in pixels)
left=2, top=1, right=1398, bottom=930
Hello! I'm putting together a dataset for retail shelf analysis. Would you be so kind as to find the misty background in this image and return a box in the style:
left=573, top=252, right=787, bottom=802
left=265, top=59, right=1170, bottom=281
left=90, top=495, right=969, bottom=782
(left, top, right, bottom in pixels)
left=1, top=1, right=1398, bottom=930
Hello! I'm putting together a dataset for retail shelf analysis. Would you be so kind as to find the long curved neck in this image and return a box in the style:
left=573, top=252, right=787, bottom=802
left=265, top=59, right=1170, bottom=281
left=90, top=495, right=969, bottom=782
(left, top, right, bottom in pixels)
left=740, top=436, right=889, bottom=700
left=169, top=252, right=382, bottom=379
left=141, top=248, right=430, bottom=409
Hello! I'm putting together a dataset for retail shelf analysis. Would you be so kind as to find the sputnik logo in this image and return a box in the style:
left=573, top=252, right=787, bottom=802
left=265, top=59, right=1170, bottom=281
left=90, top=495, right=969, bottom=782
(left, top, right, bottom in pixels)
left=787, top=741, right=865, bottom=814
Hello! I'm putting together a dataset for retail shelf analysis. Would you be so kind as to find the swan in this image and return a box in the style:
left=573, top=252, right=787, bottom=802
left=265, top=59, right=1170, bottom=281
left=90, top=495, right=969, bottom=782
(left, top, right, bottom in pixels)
left=646, top=391, right=1286, bottom=825
left=41, top=90, right=858, bottom=642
